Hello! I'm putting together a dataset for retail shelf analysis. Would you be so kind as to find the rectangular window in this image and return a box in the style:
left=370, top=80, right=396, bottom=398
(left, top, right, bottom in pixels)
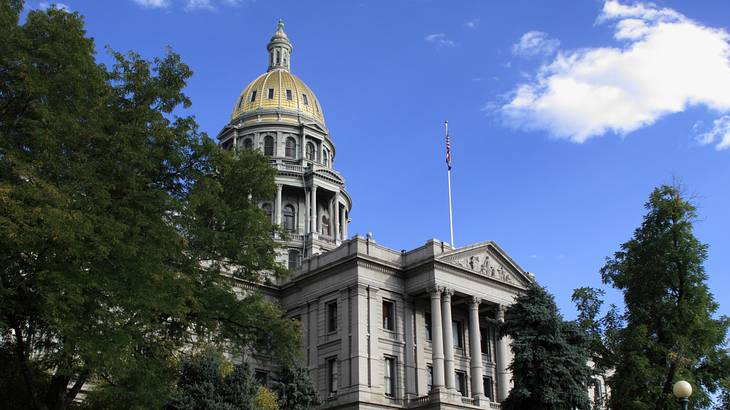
left=483, top=376, right=494, bottom=401
left=302, top=93, right=309, bottom=105
left=481, top=327, right=491, bottom=359
left=268, top=88, right=274, bottom=99
left=425, top=312, right=432, bottom=341
left=453, top=320, right=463, bottom=348
left=382, top=300, right=395, bottom=331
left=384, top=357, right=396, bottom=397
left=326, top=357, right=338, bottom=395
left=426, top=365, right=433, bottom=392
left=250, top=90, right=257, bottom=102
left=254, top=369, right=268, bottom=386
left=455, top=371, right=467, bottom=397
left=326, top=300, right=337, bottom=332
left=286, top=89, right=293, bottom=100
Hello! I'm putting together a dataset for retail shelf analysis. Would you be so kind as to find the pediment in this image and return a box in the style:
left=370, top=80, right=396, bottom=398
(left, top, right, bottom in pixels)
left=302, top=121, right=327, bottom=133
left=437, top=241, right=533, bottom=288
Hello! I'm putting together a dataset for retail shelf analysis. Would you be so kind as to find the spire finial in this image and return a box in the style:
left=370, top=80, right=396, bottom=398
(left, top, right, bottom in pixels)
left=267, top=19, right=292, bottom=71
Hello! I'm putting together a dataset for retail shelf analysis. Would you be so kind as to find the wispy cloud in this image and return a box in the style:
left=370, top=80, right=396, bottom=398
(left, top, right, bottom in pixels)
left=184, top=0, right=214, bottom=11
left=696, top=115, right=730, bottom=150
left=464, top=18, right=480, bottom=29
left=424, top=33, right=455, bottom=48
left=131, top=0, right=170, bottom=8
left=511, top=31, right=560, bottom=58
left=498, top=0, right=730, bottom=149
left=38, top=2, right=70, bottom=11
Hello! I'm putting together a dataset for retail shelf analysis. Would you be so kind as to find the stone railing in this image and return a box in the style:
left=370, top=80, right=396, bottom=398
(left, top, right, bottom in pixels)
left=489, top=402, right=502, bottom=409
left=461, top=397, right=476, bottom=405
left=406, top=395, right=431, bottom=407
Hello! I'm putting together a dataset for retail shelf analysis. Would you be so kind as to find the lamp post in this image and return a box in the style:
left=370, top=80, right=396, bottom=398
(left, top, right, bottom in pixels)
left=673, top=380, right=692, bottom=410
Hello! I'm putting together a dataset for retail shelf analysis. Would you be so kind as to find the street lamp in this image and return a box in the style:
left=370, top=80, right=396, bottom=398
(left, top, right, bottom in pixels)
left=673, top=380, right=692, bottom=410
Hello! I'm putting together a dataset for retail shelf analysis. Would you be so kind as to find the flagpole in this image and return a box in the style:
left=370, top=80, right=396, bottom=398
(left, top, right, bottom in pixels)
left=446, top=120, right=455, bottom=248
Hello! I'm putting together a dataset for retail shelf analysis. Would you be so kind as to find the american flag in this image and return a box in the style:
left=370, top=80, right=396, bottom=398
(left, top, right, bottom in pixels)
left=445, top=129, right=452, bottom=170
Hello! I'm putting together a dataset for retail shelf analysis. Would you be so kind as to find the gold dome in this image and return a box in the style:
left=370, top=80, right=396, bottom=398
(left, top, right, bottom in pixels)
left=231, top=69, right=325, bottom=126
left=231, top=20, right=325, bottom=127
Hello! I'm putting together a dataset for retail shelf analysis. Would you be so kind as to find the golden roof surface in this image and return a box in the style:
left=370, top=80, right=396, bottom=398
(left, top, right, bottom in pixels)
left=231, top=69, right=325, bottom=126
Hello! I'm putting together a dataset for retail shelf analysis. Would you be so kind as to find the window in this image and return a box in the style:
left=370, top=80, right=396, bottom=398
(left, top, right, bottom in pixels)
left=262, top=203, right=272, bottom=223
left=268, top=88, right=274, bottom=99
left=286, top=89, right=292, bottom=100
left=250, top=90, right=257, bottom=102
left=285, top=137, right=296, bottom=158
left=481, top=327, right=492, bottom=360
left=321, top=214, right=330, bottom=236
left=305, top=142, right=315, bottom=161
left=323, top=148, right=329, bottom=166
left=426, top=365, right=433, bottom=392
left=384, top=357, right=396, bottom=397
left=425, top=312, right=432, bottom=341
left=483, top=377, right=494, bottom=401
left=264, top=135, right=274, bottom=156
left=326, top=357, right=338, bottom=396
left=452, top=320, right=463, bottom=348
left=242, top=138, right=253, bottom=150
left=302, top=93, right=309, bottom=105
left=283, top=204, right=295, bottom=232
left=254, top=369, right=268, bottom=386
left=455, top=371, right=467, bottom=397
left=276, top=50, right=281, bottom=64
left=382, top=300, right=395, bottom=331
left=326, top=300, right=337, bottom=332
left=288, top=250, right=299, bottom=270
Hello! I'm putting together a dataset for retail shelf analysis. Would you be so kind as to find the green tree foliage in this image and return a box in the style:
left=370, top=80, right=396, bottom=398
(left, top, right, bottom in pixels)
left=0, top=2, right=299, bottom=408
left=255, top=387, right=280, bottom=410
left=273, top=364, right=321, bottom=410
left=500, top=283, right=592, bottom=410
left=596, top=185, right=730, bottom=410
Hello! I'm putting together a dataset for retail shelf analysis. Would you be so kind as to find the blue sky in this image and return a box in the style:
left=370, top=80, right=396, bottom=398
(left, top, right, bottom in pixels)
left=28, top=0, right=729, bottom=321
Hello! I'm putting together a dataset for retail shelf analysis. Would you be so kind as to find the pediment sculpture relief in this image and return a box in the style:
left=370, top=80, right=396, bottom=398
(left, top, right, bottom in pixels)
left=445, top=252, right=516, bottom=284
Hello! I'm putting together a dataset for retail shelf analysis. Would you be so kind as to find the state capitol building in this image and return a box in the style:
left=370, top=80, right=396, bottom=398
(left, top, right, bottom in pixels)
left=217, top=21, right=603, bottom=410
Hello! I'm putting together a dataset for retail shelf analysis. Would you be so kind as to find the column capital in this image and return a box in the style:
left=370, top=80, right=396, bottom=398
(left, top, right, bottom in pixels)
left=469, top=296, right=482, bottom=307
left=497, top=304, right=507, bottom=322
left=428, top=285, right=442, bottom=296
left=440, top=287, right=454, bottom=297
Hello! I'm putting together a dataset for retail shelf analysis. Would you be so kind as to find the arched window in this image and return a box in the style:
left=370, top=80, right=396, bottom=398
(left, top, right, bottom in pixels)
left=262, top=203, right=273, bottom=223
left=283, top=204, right=295, bottom=232
left=264, top=135, right=274, bottom=156
left=242, top=138, right=253, bottom=150
left=288, top=250, right=300, bottom=270
left=306, top=142, right=315, bottom=161
left=321, top=213, right=330, bottom=236
left=323, top=148, right=329, bottom=166
left=285, top=137, right=296, bottom=158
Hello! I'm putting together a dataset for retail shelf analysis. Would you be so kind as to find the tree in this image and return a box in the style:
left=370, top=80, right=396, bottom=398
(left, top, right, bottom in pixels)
left=598, top=185, right=730, bottom=409
left=273, top=364, right=321, bottom=410
left=255, top=387, right=280, bottom=410
left=500, top=283, right=592, bottom=410
left=0, top=2, right=299, bottom=408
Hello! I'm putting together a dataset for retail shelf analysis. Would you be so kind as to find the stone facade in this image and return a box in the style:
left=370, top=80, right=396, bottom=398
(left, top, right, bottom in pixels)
left=217, top=21, right=609, bottom=410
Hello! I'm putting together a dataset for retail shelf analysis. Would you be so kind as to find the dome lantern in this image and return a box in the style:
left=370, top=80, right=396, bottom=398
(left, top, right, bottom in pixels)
left=268, top=19, right=292, bottom=71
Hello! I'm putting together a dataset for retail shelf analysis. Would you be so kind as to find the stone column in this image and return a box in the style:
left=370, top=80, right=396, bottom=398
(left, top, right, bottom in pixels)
left=404, top=297, right=417, bottom=398
left=343, top=209, right=348, bottom=240
left=334, top=195, right=340, bottom=241
left=496, top=305, right=510, bottom=402
left=429, top=287, right=445, bottom=391
left=275, top=184, right=283, bottom=226
left=468, top=297, right=485, bottom=401
left=310, top=185, right=317, bottom=234
left=441, top=288, right=456, bottom=392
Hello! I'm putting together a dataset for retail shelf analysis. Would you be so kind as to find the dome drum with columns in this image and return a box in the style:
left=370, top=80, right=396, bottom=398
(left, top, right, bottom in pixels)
left=218, top=20, right=352, bottom=268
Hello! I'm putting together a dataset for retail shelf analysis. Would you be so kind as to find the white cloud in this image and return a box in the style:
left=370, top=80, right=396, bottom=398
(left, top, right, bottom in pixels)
left=499, top=1, right=730, bottom=149
left=465, top=18, right=480, bottom=29
left=425, top=33, right=455, bottom=48
left=132, top=0, right=170, bottom=8
left=184, top=0, right=214, bottom=11
left=696, top=115, right=730, bottom=150
left=38, top=2, right=70, bottom=11
left=511, top=31, right=560, bottom=58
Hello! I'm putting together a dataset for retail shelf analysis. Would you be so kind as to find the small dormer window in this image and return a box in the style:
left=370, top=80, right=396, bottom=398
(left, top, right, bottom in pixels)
left=250, top=91, right=257, bottom=102
left=302, top=94, right=309, bottom=105
left=268, top=88, right=274, bottom=99
left=286, top=89, right=292, bottom=100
